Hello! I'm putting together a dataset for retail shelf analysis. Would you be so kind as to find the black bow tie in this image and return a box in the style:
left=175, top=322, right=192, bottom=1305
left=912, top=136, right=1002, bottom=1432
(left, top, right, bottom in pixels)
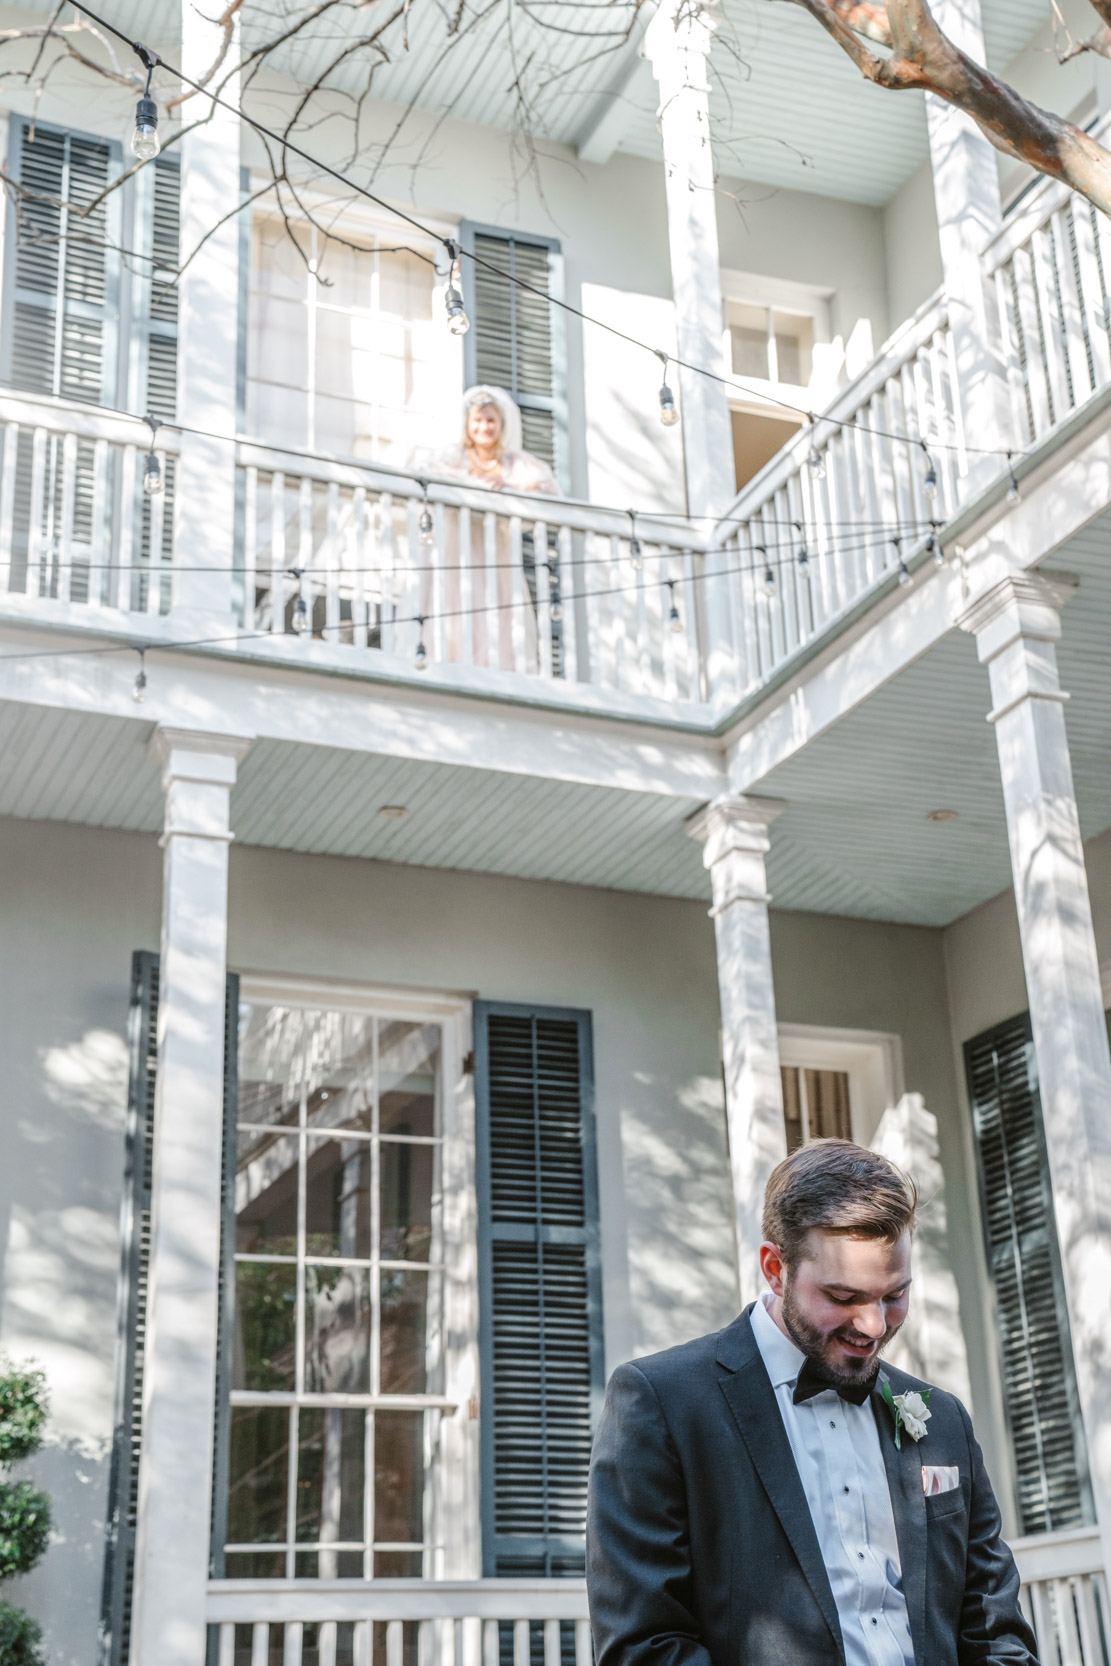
left=792, top=1357, right=875, bottom=1406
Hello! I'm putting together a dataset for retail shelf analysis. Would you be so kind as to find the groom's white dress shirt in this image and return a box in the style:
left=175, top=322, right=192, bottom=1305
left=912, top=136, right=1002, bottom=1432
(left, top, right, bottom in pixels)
left=751, top=1296, right=915, bottom=1666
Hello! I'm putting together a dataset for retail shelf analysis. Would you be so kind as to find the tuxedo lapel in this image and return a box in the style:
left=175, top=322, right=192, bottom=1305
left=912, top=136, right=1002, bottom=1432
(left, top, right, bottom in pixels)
left=716, top=1312, right=844, bottom=1662
left=872, top=1381, right=927, bottom=1666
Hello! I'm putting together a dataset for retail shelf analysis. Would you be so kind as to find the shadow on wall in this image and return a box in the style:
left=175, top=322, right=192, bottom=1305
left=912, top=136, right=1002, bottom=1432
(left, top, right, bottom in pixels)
left=1, top=1028, right=130, bottom=1666
left=872, top=1093, right=973, bottom=1402
left=620, top=1072, right=741, bottom=1356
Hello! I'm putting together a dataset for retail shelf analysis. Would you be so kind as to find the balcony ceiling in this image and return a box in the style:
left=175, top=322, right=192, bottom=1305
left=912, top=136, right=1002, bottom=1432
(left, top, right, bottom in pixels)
left=12, top=0, right=1051, bottom=206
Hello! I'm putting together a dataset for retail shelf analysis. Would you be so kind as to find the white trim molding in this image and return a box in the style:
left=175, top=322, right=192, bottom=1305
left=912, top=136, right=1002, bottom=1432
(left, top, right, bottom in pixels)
left=776, top=1023, right=905, bottom=1149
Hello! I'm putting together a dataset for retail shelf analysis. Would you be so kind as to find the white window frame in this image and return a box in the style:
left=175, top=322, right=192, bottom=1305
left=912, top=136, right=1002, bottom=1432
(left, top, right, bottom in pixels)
left=232, top=971, right=481, bottom=1581
left=720, top=268, right=835, bottom=412
left=777, top=1023, right=904, bottom=1149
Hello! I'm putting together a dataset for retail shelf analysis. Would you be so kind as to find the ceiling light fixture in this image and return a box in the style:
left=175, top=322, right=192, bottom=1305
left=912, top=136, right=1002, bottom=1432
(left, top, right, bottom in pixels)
left=926, top=808, right=959, bottom=823
left=378, top=805, right=408, bottom=820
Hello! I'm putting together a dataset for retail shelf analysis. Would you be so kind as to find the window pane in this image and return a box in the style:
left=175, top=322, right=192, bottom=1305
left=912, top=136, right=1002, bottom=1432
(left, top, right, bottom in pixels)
left=781, top=1066, right=804, bottom=1155
left=295, top=1407, right=366, bottom=1543
left=805, top=1068, right=852, bottom=1140
left=305, top=1013, right=374, bottom=1135
left=381, top=1269, right=428, bottom=1393
left=379, top=1022, right=439, bottom=1137
left=375, top=1550, right=423, bottom=1576
left=306, top=1137, right=372, bottom=1258
left=374, top=1411, right=424, bottom=1543
left=238, top=1004, right=312, bottom=1128
left=236, top=1263, right=297, bottom=1391
left=305, top=1265, right=371, bottom=1393
left=237, top=1134, right=299, bottom=1254
left=772, top=310, right=813, bottom=385
left=227, top=1406, right=289, bottom=1544
left=380, top=1140, right=433, bottom=1262
left=225, top=1551, right=286, bottom=1579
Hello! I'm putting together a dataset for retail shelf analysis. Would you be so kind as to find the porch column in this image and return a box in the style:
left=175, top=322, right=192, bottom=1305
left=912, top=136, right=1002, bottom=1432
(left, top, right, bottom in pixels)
left=644, top=0, right=735, bottom=518
left=925, top=0, right=1012, bottom=484
left=959, top=573, right=1111, bottom=1577
left=689, top=796, right=787, bottom=1304
left=130, top=727, right=251, bottom=1666
left=174, top=2, right=242, bottom=623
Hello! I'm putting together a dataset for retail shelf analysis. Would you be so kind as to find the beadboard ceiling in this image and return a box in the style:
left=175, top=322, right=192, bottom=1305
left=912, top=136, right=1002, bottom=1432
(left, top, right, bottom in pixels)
left=3, top=0, right=1053, bottom=205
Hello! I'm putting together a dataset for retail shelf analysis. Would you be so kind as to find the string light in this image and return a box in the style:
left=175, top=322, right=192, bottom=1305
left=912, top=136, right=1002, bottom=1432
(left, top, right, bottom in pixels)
left=807, top=416, right=826, bottom=480
left=893, top=536, right=911, bottom=588
left=666, top=579, right=682, bottom=634
left=757, top=545, right=776, bottom=597
left=129, top=47, right=160, bottom=161
left=628, top=510, right=642, bottom=569
left=142, top=414, right=162, bottom=495
left=417, top=480, right=435, bottom=546
left=656, top=352, right=680, bottom=427
left=921, top=441, right=938, bottom=501
left=414, top=616, right=429, bottom=670
left=443, top=240, right=470, bottom=337
left=1007, top=452, right=1021, bottom=504
left=132, top=647, right=147, bottom=702
left=289, top=569, right=309, bottom=634
left=926, top=521, right=945, bottom=566
left=546, top=562, right=563, bottom=623
left=794, top=521, right=809, bottom=571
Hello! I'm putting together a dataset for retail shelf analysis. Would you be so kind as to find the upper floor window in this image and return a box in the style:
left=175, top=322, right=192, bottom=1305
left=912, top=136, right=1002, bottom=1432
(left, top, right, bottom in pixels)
left=728, top=301, right=814, bottom=390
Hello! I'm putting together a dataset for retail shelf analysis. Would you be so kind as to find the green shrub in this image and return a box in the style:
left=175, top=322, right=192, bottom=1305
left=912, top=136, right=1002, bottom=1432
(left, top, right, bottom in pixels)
left=0, top=1602, right=44, bottom=1666
left=0, top=1485, right=50, bottom=1582
left=0, top=1371, right=46, bottom=1469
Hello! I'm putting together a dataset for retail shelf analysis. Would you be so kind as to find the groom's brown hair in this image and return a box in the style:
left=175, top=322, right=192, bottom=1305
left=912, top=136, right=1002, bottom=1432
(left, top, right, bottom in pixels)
left=762, top=1137, right=917, bottom=1270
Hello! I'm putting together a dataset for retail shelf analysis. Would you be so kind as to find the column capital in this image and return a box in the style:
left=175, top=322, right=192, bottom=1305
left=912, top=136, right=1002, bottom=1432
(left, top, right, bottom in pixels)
left=958, top=569, right=1077, bottom=661
left=688, top=794, right=786, bottom=865
left=150, top=726, right=253, bottom=788
left=644, top=0, right=721, bottom=94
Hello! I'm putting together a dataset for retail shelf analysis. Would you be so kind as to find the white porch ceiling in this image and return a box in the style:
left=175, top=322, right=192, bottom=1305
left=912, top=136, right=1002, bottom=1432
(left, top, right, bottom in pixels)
left=7, top=0, right=1053, bottom=205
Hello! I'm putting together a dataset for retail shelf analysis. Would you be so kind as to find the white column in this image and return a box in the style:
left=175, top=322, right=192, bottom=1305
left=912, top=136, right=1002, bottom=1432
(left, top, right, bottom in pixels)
left=959, top=573, right=1111, bottom=1578
left=925, top=0, right=1012, bottom=484
left=644, top=0, right=735, bottom=518
left=174, top=3, right=242, bottom=622
left=130, top=726, right=251, bottom=1666
left=689, top=796, right=787, bottom=1305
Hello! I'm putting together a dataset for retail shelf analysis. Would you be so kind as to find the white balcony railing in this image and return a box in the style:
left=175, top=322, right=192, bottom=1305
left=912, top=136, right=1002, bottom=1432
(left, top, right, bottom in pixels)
left=709, top=291, right=961, bottom=700
left=983, top=116, right=1111, bottom=453
left=236, top=441, right=707, bottom=705
left=1013, top=1526, right=1109, bottom=1666
left=206, top=1578, right=591, bottom=1666
left=0, top=392, right=177, bottom=615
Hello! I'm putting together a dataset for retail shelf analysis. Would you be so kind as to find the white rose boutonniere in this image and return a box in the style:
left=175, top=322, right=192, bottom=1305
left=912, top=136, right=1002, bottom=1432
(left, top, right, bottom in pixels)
left=880, top=1377, right=931, bottom=1449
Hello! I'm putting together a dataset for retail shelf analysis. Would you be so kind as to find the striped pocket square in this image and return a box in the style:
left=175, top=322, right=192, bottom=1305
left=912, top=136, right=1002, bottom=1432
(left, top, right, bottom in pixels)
left=922, top=1464, right=961, bottom=1495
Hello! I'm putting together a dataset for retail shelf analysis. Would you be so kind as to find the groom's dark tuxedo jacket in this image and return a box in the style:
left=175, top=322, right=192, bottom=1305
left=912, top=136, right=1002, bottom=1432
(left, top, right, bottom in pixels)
left=586, top=1306, right=1037, bottom=1666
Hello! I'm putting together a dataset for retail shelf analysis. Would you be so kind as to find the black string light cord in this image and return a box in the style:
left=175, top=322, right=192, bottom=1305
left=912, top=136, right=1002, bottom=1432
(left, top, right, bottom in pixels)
left=59, top=0, right=1024, bottom=466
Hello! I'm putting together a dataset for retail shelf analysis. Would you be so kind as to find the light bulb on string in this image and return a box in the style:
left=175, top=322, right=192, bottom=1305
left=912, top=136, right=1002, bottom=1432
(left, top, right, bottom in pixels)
left=927, top=521, right=945, bottom=566
left=289, top=569, right=309, bottom=634
left=1007, top=452, right=1021, bottom=504
left=129, top=50, right=160, bottom=161
left=921, top=441, right=938, bottom=501
left=628, top=509, right=642, bottom=570
left=546, top=562, right=563, bottom=623
left=443, top=240, right=470, bottom=337
left=757, top=545, right=776, bottom=598
left=807, top=415, right=826, bottom=479
left=893, top=537, right=911, bottom=588
left=132, top=648, right=147, bottom=703
left=142, top=413, right=162, bottom=495
left=414, top=617, right=429, bottom=671
left=417, top=480, right=435, bottom=546
left=794, top=521, right=810, bottom=571
left=666, top=579, right=683, bottom=634
left=656, top=351, right=680, bottom=427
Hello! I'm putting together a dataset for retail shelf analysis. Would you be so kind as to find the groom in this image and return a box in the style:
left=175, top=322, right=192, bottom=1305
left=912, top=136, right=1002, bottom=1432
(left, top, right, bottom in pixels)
left=586, top=1139, right=1037, bottom=1666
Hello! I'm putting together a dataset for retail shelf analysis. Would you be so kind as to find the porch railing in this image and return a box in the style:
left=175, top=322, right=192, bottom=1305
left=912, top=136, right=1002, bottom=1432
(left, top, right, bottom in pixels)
left=236, top=442, right=707, bottom=705
left=0, top=390, right=177, bottom=615
left=206, top=1578, right=591, bottom=1666
left=708, top=291, right=961, bottom=700
left=1013, top=1526, right=1109, bottom=1666
left=983, top=115, right=1111, bottom=452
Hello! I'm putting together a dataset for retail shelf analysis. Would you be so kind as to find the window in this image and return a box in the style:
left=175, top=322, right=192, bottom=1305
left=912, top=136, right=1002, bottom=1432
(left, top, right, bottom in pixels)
left=247, top=209, right=449, bottom=466
left=781, top=1066, right=852, bottom=1153
left=727, top=300, right=814, bottom=388
left=965, top=1014, right=1092, bottom=1534
left=225, top=999, right=453, bottom=1578
left=474, top=1002, right=603, bottom=1580
left=778, top=1026, right=903, bottom=1153
left=461, top=224, right=567, bottom=489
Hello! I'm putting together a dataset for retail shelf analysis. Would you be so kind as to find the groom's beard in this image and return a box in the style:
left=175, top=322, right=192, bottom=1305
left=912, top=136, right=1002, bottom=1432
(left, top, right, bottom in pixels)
left=780, top=1282, right=903, bottom=1389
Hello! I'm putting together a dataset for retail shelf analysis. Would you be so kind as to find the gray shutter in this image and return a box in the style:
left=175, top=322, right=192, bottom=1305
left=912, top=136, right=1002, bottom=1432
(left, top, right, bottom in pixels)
left=965, top=1014, right=1093, bottom=1533
left=100, top=954, right=238, bottom=1666
left=136, top=157, right=179, bottom=606
left=461, top=224, right=567, bottom=489
left=474, top=1002, right=603, bottom=1580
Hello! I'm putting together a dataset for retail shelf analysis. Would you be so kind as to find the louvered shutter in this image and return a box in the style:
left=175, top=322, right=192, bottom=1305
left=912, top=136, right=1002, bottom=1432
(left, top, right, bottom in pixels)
left=135, top=157, right=180, bottom=595
left=965, top=1014, right=1093, bottom=1534
left=100, top=954, right=238, bottom=1666
left=461, top=224, right=567, bottom=488
left=474, top=1002, right=603, bottom=1580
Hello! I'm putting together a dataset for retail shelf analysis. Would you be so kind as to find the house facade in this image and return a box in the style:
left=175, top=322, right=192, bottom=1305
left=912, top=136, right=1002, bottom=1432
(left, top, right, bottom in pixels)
left=1, top=1, right=1110, bottom=1664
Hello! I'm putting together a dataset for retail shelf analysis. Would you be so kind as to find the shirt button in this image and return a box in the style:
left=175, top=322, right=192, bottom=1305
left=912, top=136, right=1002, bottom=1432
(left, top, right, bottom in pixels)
left=871, top=1619, right=878, bottom=1627
left=843, top=1486, right=850, bottom=1494
left=859, top=1553, right=865, bottom=1560
left=830, top=1420, right=836, bottom=1428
